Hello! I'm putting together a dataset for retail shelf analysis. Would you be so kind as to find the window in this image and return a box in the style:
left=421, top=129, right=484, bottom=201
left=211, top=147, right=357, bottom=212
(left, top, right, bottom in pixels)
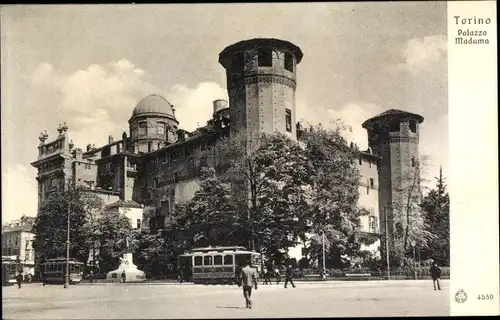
left=285, top=109, right=292, bottom=132
left=138, top=122, right=147, bottom=136
left=409, top=120, right=417, bottom=133
left=389, top=120, right=400, bottom=133
left=359, top=158, right=362, bottom=165
left=369, top=178, right=374, bottom=188
left=370, top=216, right=379, bottom=233
left=194, top=256, right=203, bottom=266
left=204, top=256, right=212, bottom=266
left=136, top=219, right=141, bottom=229
left=214, top=255, right=223, bottom=265
left=411, top=157, right=416, bottom=167
left=157, top=125, right=165, bottom=135
left=258, top=49, right=273, bottom=67
left=231, top=52, right=244, bottom=70
left=284, top=52, right=294, bottom=72
left=223, top=255, right=233, bottom=266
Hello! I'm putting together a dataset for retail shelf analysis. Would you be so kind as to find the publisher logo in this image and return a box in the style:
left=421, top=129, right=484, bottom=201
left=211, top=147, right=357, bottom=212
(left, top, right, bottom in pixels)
left=455, top=289, right=468, bottom=303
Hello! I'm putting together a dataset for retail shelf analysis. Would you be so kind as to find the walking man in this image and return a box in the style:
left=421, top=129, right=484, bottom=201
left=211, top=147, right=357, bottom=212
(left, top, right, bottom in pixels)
left=263, top=267, right=272, bottom=285
left=275, top=266, right=281, bottom=285
left=430, top=262, right=442, bottom=291
left=16, top=272, right=23, bottom=289
left=239, top=259, right=258, bottom=309
left=284, top=265, right=296, bottom=288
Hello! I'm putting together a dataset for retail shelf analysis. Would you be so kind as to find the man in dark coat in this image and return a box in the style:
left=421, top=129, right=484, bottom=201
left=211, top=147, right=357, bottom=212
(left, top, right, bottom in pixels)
left=238, top=259, right=258, bottom=309
left=16, top=272, right=23, bottom=289
left=284, top=265, right=296, bottom=288
left=430, top=262, right=442, bottom=291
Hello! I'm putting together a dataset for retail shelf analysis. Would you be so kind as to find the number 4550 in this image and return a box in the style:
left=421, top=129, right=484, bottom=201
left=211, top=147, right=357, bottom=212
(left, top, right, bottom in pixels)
left=477, top=294, right=494, bottom=300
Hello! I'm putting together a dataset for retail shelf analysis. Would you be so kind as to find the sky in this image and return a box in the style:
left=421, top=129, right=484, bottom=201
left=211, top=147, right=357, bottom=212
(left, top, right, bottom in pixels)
left=1, top=3, right=448, bottom=222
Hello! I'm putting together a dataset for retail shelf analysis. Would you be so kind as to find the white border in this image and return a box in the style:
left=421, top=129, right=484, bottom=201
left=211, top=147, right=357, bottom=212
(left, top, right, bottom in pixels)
left=448, top=1, right=499, bottom=316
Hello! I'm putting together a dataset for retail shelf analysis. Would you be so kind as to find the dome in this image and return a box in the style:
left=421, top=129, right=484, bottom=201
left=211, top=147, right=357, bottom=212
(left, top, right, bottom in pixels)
left=132, top=94, right=176, bottom=119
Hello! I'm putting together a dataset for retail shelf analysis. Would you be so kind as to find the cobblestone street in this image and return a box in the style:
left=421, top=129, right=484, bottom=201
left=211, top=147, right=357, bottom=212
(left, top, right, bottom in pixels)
left=2, top=280, right=449, bottom=318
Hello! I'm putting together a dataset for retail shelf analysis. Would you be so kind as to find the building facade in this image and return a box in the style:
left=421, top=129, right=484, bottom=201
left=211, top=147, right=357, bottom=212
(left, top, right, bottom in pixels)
left=31, top=38, right=423, bottom=260
left=2, top=217, right=36, bottom=279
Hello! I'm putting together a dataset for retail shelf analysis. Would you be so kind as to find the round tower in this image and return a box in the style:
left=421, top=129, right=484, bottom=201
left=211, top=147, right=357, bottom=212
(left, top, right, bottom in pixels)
left=362, top=109, right=424, bottom=254
left=129, top=94, right=179, bottom=153
left=218, top=38, right=303, bottom=144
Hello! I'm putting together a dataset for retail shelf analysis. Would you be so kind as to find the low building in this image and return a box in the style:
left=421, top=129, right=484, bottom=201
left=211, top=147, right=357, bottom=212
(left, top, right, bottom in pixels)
left=2, top=217, right=36, bottom=280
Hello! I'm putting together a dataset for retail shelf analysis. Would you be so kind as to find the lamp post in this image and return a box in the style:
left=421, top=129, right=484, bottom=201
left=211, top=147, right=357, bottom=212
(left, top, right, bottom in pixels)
left=322, top=232, right=326, bottom=276
left=411, top=240, right=417, bottom=280
left=64, top=185, right=71, bottom=289
left=384, top=205, right=391, bottom=280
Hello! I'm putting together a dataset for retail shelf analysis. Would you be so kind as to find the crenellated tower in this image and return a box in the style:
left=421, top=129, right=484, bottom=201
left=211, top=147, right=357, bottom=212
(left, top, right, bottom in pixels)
left=362, top=109, right=424, bottom=255
left=218, top=38, right=303, bottom=146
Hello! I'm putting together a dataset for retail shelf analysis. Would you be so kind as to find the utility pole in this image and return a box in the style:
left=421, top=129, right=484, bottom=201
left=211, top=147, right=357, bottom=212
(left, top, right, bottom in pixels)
left=384, top=205, right=391, bottom=280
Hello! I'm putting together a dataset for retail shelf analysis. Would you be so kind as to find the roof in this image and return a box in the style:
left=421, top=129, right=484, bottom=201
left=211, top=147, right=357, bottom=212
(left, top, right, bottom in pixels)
left=2, top=223, right=34, bottom=233
left=362, top=109, right=424, bottom=128
left=132, top=94, right=177, bottom=120
left=219, top=38, right=303, bottom=68
left=106, top=199, right=142, bottom=209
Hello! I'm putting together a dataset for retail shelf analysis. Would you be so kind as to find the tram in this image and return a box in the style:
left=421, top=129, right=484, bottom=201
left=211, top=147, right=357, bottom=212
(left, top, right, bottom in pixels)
left=179, top=246, right=262, bottom=285
left=41, top=258, right=84, bottom=284
left=2, top=256, right=20, bottom=286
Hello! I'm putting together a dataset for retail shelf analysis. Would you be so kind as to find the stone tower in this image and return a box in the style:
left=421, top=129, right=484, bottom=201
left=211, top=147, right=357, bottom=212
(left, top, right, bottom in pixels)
left=218, top=38, right=303, bottom=145
left=362, top=109, right=424, bottom=252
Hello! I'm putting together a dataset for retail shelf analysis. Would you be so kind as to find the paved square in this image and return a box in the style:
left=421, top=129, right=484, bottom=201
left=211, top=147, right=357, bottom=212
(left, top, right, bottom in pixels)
left=2, top=280, right=449, bottom=318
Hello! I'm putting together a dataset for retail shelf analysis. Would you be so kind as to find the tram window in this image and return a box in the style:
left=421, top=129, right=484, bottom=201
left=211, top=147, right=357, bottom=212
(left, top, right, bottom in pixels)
left=223, top=255, right=233, bottom=265
left=204, top=256, right=212, bottom=266
left=194, top=256, right=203, bottom=266
left=214, top=255, right=223, bottom=265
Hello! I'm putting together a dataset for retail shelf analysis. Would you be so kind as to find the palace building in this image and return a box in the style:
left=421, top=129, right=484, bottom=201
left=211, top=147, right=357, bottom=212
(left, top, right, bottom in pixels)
left=31, top=38, right=423, bottom=260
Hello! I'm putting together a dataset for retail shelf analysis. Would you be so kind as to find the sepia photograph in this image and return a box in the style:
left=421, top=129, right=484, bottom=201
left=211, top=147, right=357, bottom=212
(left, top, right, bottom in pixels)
left=1, top=2, right=498, bottom=318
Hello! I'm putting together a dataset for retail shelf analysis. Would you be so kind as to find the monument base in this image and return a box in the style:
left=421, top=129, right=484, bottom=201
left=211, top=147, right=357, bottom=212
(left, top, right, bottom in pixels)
left=106, top=253, right=146, bottom=283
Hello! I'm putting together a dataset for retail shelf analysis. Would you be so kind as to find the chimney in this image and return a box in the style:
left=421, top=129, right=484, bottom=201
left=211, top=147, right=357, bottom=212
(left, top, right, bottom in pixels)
left=108, top=135, right=114, bottom=144
left=213, top=99, right=229, bottom=116
left=87, top=144, right=92, bottom=152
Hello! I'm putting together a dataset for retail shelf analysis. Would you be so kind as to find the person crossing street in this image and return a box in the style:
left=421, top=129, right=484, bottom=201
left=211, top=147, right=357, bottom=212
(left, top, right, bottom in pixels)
left=238, top=259, right=258, bottom=309
left=284, top=265, right=296, bottom=289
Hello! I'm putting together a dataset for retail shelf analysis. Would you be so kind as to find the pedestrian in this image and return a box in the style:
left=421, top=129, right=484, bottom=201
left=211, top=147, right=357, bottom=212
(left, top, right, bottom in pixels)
left=16, top=272, right=23, bottom=289
left=238, top=259, right=258, bottom=309
left=284, top=265, right=296, bottom=288
left=263, top=267, right=272, bottom=285
left=429, top=262, right=442, bottom=291
left=275, top=266, right=281, bottom=285
left=89, top=270, right=94, bottom=284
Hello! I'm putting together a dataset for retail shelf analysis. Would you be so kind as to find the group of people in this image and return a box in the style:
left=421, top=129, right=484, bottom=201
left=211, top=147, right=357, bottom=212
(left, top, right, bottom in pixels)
left=237, top=260, right=444, bottom=309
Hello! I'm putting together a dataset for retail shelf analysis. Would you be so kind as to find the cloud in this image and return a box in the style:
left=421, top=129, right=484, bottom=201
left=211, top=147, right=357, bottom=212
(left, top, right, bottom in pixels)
left=167, top=82, right=228, bottom=132
left=28, top=59, right=159, bottom=148
left=400, top=35, right=447, bottom=73
left=1, top=164, right=38, bottom=221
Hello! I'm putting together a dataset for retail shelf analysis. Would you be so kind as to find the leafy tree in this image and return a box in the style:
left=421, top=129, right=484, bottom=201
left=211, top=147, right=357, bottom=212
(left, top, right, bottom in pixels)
left=300, top=124, right=366, bottom=268
left=32, top=184, right=104, bottom=263
left=420, top=167, right=450, bottom=266
left=94, top=208, right=134, bottom=273
left=175, top=167, right=240, bottom=248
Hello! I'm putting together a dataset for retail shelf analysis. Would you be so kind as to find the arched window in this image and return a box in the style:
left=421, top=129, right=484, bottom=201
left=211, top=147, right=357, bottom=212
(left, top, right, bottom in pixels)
left=284, top=52, right=294, bottom=72
left=389, top=120, right=400, bottom=133
left=157, top=123, right=165, bottom=136
left=138, top=122, right=147, bottom=136
left=409, top=120, right=417, bottom=133
left=258, top=49, right=273, bottom=67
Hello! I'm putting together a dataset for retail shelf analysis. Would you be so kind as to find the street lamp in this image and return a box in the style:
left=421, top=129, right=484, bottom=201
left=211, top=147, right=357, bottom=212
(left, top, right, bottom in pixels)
left=322, top=232, right=326, bottom=277
left=410, top=240, right=417, bottom=280
left=64, top=184, right=72, bottom=289
left=383, top=205, right=391, bottom=280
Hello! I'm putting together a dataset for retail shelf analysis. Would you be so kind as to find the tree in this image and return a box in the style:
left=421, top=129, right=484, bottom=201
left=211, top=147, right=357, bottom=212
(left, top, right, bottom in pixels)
left=32, top=184, right=105, bottom=263
left=420, top=167, right=450, bottom=266
left=94, top=208, right=134, bottom=274
left=299, top=124, right=366, bottom=268
left=390, top=155, right=437, bottom=267
left=175, top=167, right=241, bottom=248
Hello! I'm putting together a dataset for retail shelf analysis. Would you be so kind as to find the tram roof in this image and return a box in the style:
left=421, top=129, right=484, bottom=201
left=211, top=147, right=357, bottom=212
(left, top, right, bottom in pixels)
left=181, top=249, right=260, bottom=257
left=42, top=258, right=84, bottom=264
left=190, top=246, right=248, bottom=252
